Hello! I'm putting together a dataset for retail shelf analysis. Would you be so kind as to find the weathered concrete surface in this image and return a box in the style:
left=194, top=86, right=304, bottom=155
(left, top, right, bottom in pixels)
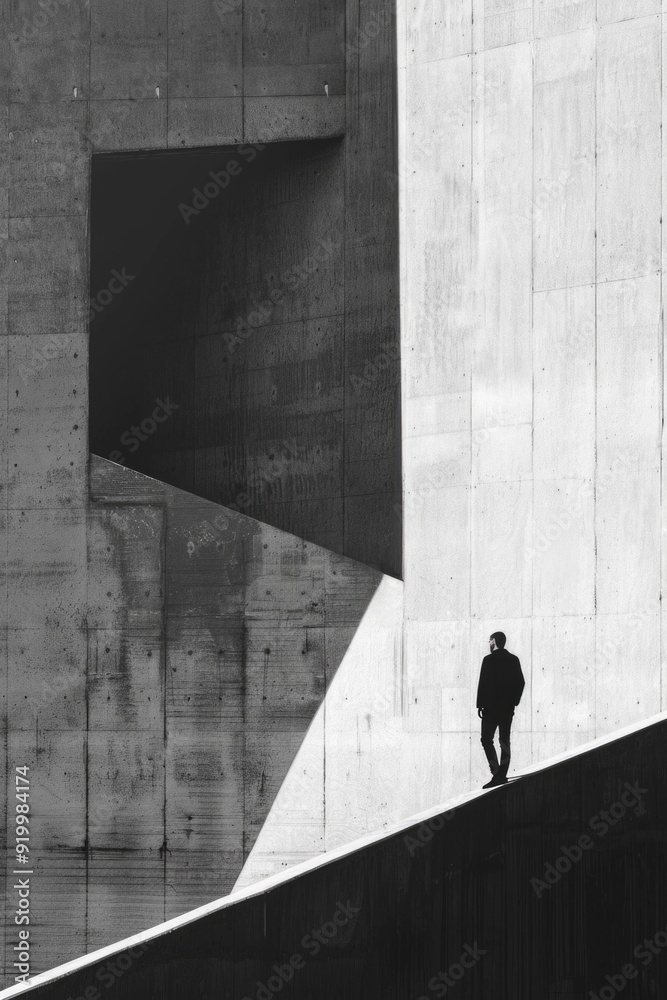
left=0, top=455, right=385, bottom=982
left=0, top=0, right=401, bottom=983
left=397, top=0, right=665, bottom=789
left=236, top=571, right=404, bottom=886
left=234, top=0, right=403, bottom=885
left=87, top=456, right=387, bottom=928
left=5, top=0, right=666, bottom=984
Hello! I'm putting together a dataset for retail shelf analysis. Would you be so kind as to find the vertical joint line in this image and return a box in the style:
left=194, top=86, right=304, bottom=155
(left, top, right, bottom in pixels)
left=593, top=23, right=598, bottom=736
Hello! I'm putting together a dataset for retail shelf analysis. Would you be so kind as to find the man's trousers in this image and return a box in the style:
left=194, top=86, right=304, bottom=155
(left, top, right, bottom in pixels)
left=480, top=707, right=514, bottom=780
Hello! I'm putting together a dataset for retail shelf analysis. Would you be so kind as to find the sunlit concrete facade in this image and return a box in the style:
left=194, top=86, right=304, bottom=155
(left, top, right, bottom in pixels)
left=397, top=3, right=665, bottom=779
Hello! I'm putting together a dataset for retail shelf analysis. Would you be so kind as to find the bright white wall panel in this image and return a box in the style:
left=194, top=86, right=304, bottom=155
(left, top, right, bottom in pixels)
left=597, top=16, right=661, bottom=283
left=533, top=285, right=595, bottom=482
left=533, top=29, right=595, bottom=292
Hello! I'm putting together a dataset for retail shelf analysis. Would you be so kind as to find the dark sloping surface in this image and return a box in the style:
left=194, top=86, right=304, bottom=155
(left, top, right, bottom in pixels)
left=14, top=717, right=667, bottom=1000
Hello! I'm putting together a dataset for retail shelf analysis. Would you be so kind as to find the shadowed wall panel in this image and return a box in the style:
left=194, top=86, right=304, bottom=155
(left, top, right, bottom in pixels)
left=84, top=457, right=384, bottom=940
left=88, top=130, right=399, bottom=577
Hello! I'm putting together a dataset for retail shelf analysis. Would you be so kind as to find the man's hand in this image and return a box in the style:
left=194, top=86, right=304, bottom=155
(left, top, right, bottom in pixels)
left=477, top=708, right=483, bottom=719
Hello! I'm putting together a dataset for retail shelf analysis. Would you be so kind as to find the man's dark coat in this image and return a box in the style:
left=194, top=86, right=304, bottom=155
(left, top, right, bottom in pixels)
left=476, top=649, right=525, bottom=711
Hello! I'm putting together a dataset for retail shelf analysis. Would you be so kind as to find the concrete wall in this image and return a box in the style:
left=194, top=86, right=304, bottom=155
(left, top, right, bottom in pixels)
left=236, top=0, right=667, bottom=895
left=87, top=3, right=401, bottom=579
left=398, top=3, right=665, bottom=771
left=0, top=0, right=401, bottom=984
left=3, top=3, right=662, bottom=985
left=236, top=569, right=404, bottom=888
left=0, top=454, right=386, bottom=983
left=88, top=137, right=390, bottom=566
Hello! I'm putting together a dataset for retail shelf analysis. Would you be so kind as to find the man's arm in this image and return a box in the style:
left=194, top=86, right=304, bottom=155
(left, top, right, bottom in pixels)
left=512, top=656, right=525, bottom=706
left=476, top=658, right=489, bottom=710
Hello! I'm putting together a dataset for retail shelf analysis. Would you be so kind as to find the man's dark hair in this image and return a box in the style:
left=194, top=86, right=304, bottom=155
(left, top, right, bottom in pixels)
left=490, top=631, right=506, bottom=649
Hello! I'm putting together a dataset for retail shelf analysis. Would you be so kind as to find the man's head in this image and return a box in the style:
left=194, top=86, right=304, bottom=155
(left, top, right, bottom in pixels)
left=489, top=631, right=506, bottom=651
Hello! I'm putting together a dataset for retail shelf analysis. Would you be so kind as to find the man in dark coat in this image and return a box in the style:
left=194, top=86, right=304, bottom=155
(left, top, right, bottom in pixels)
left=476, top=631, right=525, bottom=788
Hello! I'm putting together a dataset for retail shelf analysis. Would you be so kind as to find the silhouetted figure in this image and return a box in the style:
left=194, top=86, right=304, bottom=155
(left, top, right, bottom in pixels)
left=476, top=632, right=525, bottom=788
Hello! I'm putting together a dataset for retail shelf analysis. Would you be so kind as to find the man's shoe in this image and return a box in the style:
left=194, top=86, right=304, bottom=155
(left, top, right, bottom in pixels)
left=482, top=775, right=508, bottom=789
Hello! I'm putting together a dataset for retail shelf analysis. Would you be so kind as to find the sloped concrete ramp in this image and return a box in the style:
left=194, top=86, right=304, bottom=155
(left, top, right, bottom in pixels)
left=3, top=712, right=665, bottom=1000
